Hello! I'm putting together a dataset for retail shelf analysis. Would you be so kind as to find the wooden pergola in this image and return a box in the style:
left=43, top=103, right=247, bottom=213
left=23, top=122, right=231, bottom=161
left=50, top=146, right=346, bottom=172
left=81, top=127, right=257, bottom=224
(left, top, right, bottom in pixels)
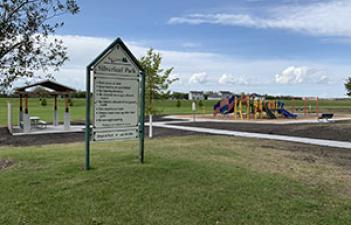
left=15, top=80, right=76, bottom=132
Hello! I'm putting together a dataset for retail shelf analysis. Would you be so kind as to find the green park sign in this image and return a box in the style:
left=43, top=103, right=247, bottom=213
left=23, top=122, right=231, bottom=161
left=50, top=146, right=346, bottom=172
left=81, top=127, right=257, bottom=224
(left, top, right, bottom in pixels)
left=85, top=38, right=145, bottom=170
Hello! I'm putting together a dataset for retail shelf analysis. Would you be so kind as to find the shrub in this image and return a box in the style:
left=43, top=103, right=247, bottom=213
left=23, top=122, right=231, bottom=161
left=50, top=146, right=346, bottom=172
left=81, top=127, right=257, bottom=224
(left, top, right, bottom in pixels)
left=176, top=100, right=181, bottom=108
left=41, top=98, right=47, bottom=106
left=68, top=98, right=74, bottom=107
left=198, top=100, right=203, bottom=108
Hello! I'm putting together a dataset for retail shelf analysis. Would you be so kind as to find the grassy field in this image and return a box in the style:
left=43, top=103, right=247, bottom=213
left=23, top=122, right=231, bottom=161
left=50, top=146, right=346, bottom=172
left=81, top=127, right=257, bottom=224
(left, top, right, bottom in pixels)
left=1, top=97, right=351, bottom=126
left=0, top=136, right=351, bottom=224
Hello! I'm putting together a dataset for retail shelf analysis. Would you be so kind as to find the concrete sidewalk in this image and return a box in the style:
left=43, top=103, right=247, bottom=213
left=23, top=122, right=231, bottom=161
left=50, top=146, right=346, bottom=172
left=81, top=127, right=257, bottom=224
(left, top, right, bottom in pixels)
left=163, top=115, right=351, bottom=125
left=152, top=122, right=351, bottom=149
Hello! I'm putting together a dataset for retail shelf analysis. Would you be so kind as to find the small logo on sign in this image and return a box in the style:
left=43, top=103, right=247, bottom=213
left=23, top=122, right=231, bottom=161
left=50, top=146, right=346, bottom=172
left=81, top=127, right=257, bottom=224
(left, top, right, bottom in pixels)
left=105, top=56, right=129, bottom=65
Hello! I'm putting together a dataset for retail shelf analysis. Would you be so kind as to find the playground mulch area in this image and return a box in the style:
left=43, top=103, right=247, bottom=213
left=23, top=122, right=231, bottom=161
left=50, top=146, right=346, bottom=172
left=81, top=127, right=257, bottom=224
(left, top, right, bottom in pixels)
left=171, top=120, right=351, bottom=142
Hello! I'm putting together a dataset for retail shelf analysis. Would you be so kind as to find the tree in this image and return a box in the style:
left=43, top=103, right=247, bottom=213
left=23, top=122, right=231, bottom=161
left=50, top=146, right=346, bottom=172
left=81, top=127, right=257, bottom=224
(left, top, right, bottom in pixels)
left=0, top=0, right=79, bottom=90
left=139, top=49, right=177, bottom=138
left=345, top=77, right=351, bottom=97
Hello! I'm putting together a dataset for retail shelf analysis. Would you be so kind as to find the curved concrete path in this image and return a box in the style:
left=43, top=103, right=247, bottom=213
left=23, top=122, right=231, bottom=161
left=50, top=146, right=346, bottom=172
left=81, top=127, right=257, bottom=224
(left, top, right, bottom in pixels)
left=151, top=122, right=351, bottom=149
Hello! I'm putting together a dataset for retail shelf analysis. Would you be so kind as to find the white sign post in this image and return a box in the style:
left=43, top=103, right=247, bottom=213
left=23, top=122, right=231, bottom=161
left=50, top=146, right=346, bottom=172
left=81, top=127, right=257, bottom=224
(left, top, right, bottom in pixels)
left=85, top=38, right=145, bottom=170
left=7, top=102, right=13, bottom=134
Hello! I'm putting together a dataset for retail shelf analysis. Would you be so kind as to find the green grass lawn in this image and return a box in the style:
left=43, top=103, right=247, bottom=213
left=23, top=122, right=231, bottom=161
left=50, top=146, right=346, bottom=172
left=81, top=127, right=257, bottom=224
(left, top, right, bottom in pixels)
left=1, top=98, right=351, bottom=126
left=0, top=136, right=351, bottom=225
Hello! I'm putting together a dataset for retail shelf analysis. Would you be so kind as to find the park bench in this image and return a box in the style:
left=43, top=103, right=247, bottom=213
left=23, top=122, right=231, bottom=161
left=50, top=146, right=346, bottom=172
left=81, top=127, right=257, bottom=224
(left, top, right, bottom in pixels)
left=318, top=113, right=334, bottom=120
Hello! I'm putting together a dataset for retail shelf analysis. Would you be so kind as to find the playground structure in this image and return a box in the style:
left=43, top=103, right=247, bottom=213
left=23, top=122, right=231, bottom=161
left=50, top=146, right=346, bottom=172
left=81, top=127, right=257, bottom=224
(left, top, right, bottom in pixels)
left=213, top=95, right=321, bottom=120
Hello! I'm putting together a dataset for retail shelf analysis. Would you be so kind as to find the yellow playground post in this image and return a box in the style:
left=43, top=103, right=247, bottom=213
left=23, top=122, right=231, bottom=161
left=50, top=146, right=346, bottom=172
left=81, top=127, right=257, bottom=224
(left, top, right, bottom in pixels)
left=259, top=98, right=263, bottom=119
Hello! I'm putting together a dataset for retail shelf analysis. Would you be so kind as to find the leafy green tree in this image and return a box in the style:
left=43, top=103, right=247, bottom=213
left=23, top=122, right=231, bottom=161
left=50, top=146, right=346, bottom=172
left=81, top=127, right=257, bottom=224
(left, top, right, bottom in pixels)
left=345, top=77, right=351, bottom=97
left=0, top=0, right=79, bottom=90
left=139, top=49, right=177, bottom=138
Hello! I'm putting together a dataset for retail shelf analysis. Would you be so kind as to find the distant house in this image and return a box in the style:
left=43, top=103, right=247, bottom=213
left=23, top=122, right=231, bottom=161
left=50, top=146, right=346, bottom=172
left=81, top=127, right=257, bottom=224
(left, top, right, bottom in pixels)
left=207, top=92, right=221, bottom=100
left=219, top=91, right=233, bottom=99
left=189, top=91, right=204, bottom=100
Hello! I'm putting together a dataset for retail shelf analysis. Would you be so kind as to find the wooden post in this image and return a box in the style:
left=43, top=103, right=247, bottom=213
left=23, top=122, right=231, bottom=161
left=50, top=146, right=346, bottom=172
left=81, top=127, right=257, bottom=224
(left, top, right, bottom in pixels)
left=54, top=95, right=57, bottom=111
left=64, top=95, right=70, bottom=130
left=19, top=94, right=23, bottom=113
left=25, top=94, right=28, bottom=114
left=65, top=96, right=69, bottom=113
left=19, top=94, right=23, bottom=126
left=53, top=95, right=58, bottom=126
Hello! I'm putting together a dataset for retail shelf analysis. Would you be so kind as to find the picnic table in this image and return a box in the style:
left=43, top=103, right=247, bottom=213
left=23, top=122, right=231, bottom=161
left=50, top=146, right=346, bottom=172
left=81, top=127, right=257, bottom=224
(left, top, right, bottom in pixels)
left=30, top=116, right=40, bottom=127
left=30, top=116, right=47, bottom=128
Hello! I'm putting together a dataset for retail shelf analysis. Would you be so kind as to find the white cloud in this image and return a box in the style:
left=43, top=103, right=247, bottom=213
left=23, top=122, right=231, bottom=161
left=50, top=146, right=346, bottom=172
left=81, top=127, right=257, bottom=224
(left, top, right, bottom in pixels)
left=275, top=66, right=329, bottom=84
left=218, top=74, right=249, bottom=85
left=181, top=42, right=202, bottom=48
left=168, top=1, right=351, bottom=37
left=188, top=72, right=209, bottom=84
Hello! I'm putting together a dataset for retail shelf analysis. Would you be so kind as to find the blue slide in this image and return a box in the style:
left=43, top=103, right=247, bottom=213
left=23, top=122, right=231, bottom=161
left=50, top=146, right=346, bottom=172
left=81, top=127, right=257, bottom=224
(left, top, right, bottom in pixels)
left=280, top=108, right=297, bottom=119
left=277, top=101, right=297, bottom=119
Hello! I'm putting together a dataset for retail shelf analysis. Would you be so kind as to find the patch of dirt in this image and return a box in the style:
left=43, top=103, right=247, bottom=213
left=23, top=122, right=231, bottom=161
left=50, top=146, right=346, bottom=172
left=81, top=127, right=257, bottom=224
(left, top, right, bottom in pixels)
left=256, top=138, right=351, bottom=171
left=0, top=159, right=15, bottom=170
left=172, top=121, right=351, bottom=142
left=255, top=143, right=351, bottom=197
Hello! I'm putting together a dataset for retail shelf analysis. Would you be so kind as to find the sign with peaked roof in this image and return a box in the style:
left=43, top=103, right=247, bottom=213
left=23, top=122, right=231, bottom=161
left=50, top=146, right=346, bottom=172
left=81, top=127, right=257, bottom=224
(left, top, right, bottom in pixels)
left=85, top=38, right=146, bottom=170
left=90, top=38, right=144, bottom=141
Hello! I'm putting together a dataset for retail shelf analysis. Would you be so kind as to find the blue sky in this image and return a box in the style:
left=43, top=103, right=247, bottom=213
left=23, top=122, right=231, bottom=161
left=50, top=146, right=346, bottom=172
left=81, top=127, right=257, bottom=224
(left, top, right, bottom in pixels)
left=49, top=0, right=351, bottom=97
